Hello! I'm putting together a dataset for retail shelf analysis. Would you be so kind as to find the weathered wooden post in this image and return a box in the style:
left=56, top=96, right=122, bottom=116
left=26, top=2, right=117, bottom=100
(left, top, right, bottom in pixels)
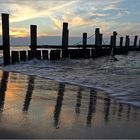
left=112, top=31, right=117, bottom=56
left=11, top=51, right=19, bottom=64
left=30, top=25, right=37, bottom=51
left=134, top=35, right=138, bottom=48
left=83, top=33, right=87, bottom=47
left=125, top=35, right=130, bottom=48
left=112, top=31, right=117, bottom=48
left=20, top=51, right=27, bottom=61
left=81, top=33, right=90, bottom=58
left=120, top=37, right=123, bottom=47
left=62, top=22, right=69, bottom=48
left=2, top=13, right=11, bottom=65
left=100, top=34, right=103, bottom=46
left=110, top=36, right=113, bottom=46
left=95, top=28, right=102, bottom=57
left=29, top=25, right=37, bottom=60
left=62, top=22, right=69, bottom=58
left=95, top=28, right=100, bottom=46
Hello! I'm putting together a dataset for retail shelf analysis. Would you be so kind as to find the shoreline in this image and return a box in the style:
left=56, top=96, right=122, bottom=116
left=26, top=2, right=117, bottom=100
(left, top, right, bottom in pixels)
left=1, top=67, right=140, bottom=110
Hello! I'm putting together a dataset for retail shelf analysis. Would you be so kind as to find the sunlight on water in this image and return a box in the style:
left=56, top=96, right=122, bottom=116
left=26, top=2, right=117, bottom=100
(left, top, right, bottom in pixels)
left=0, top=71, right=140, bottom=138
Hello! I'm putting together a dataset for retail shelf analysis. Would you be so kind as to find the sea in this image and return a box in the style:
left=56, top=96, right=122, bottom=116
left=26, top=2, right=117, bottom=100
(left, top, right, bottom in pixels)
left=0, top=46, right=140, bottom=108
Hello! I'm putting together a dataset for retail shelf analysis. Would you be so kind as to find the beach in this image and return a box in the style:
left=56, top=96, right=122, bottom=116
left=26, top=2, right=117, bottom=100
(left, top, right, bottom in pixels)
left=0, top=70, right=140, bottom=139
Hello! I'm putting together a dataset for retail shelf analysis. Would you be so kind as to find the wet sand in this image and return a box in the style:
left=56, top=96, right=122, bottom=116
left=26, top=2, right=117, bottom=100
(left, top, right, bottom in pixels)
left=0, top=70, right=140, bottom=139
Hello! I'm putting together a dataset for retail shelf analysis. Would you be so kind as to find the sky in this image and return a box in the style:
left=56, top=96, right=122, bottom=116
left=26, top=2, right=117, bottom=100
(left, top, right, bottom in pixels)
left=0, top=0, right=140, bottom=45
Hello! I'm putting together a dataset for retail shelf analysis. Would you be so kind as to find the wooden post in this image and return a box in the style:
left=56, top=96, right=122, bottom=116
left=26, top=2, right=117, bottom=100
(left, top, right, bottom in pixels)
left=42, top=50, right=48, bottom=60
left=110, top=35, right=113, bottom=46
left=134, top=35, right=138, bottom=48
left=20, top=51, right=27, bottom=61
left=100, top=34, right=103, bottom=46
left=120, top=37, right=123, bottom=47
left=125, top=35, right=130, bottom=48
left=95, top=28, right=102, bottom=56
left=2, top=13, right=10, bottom=65
left=83, top=33, right=87, bottom=47
left=112, top=31, right=117, bottom=48
left=30, top=25, right=37, bottom=58
left=50, top=50, right=61, bottom=60
left=95, top=28, right=100, bottom=46
left=62, top=22, right=69, bottom=49
left=11, top=51, right=19, bottom=64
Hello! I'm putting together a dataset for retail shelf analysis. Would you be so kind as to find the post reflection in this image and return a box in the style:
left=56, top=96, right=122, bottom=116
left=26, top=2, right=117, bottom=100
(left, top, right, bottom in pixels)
left=104, top=97, right=111, bottom=122
left=23, top=76, right=35, bottom=112
left=127, top=105, right=131, bottom=121
left=118, top=103, right=123, bottom=118
left=54, top=83, right=65, bottom=128
left=87, top=89, right=97, bottom=127
left=0, top=71, right=9, bottom=111
left=75, top=88, right=82, bottom=114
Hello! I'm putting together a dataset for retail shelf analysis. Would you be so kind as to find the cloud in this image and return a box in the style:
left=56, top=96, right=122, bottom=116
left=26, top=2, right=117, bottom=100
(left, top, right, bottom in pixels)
left=0, top=0, right=140, bottom=38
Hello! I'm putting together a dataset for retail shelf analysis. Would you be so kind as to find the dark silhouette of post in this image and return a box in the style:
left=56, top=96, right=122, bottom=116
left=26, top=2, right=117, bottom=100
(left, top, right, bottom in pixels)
left=125, top=35, right=130, bottom=48
left=87, top=89, right=97, bottom=127
left=83, top=33, right=87, bottom=48
left=95, top=28, right=102, bottom=56
left=75, top=88, right=82, bottom=114
left=120, top=37, right=123, bottom=47
left=30, top=25, right=37, bottom=58
left=111, top=31, right=117, bottom=56
left=62, top=22, right=69, bottom=49
left=110, top=36, right=113, bottom=46
left=112, top=31, right=117, bottom=47
left=95, top=28, right=100, bottom=46
left=23, top=76, right=35, bottom=112
left=134, top=35, right=138, bottom=48
left=0, top=71, right=9, bottom=111
left=54, top=83, right=65, bottom=128
left=100, top=34, right=103, bottom=46
left=2, top=13, right=10, bottom=65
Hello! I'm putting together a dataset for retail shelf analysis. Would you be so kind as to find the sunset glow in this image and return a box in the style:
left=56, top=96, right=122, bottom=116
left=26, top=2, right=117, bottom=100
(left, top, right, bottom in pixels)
left=0, top=0, right=140, bottom=44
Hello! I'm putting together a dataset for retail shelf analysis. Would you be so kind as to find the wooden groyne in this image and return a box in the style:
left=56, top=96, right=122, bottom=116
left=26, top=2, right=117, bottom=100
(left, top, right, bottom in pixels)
left=1, top=13, right=140, bottom=65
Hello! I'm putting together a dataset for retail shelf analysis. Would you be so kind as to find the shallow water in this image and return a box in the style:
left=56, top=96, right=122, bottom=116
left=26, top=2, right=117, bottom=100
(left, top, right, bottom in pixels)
left=0, top=70, right=140, bottom=138
left=1, top=50, right=140, bottom=108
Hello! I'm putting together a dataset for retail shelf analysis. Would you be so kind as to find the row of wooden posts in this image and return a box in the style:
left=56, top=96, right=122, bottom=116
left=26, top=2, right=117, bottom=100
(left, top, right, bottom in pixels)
left=1, top=13, right=140, bottom=65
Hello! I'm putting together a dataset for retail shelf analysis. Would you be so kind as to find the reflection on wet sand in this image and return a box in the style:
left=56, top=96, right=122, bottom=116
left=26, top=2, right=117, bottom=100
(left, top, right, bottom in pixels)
left=0, top=71, right=140, bottom=138
left=23, top=76, right=35, bottom=112
left=0, top=71, right=9, bottom=111
left=75, top=87, right=82, bottom=114
left=54, top=83, right=65, bottom=128
left=87, top=89, right=97, bottom=126
left=104, top=97, right=111, bottom=122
